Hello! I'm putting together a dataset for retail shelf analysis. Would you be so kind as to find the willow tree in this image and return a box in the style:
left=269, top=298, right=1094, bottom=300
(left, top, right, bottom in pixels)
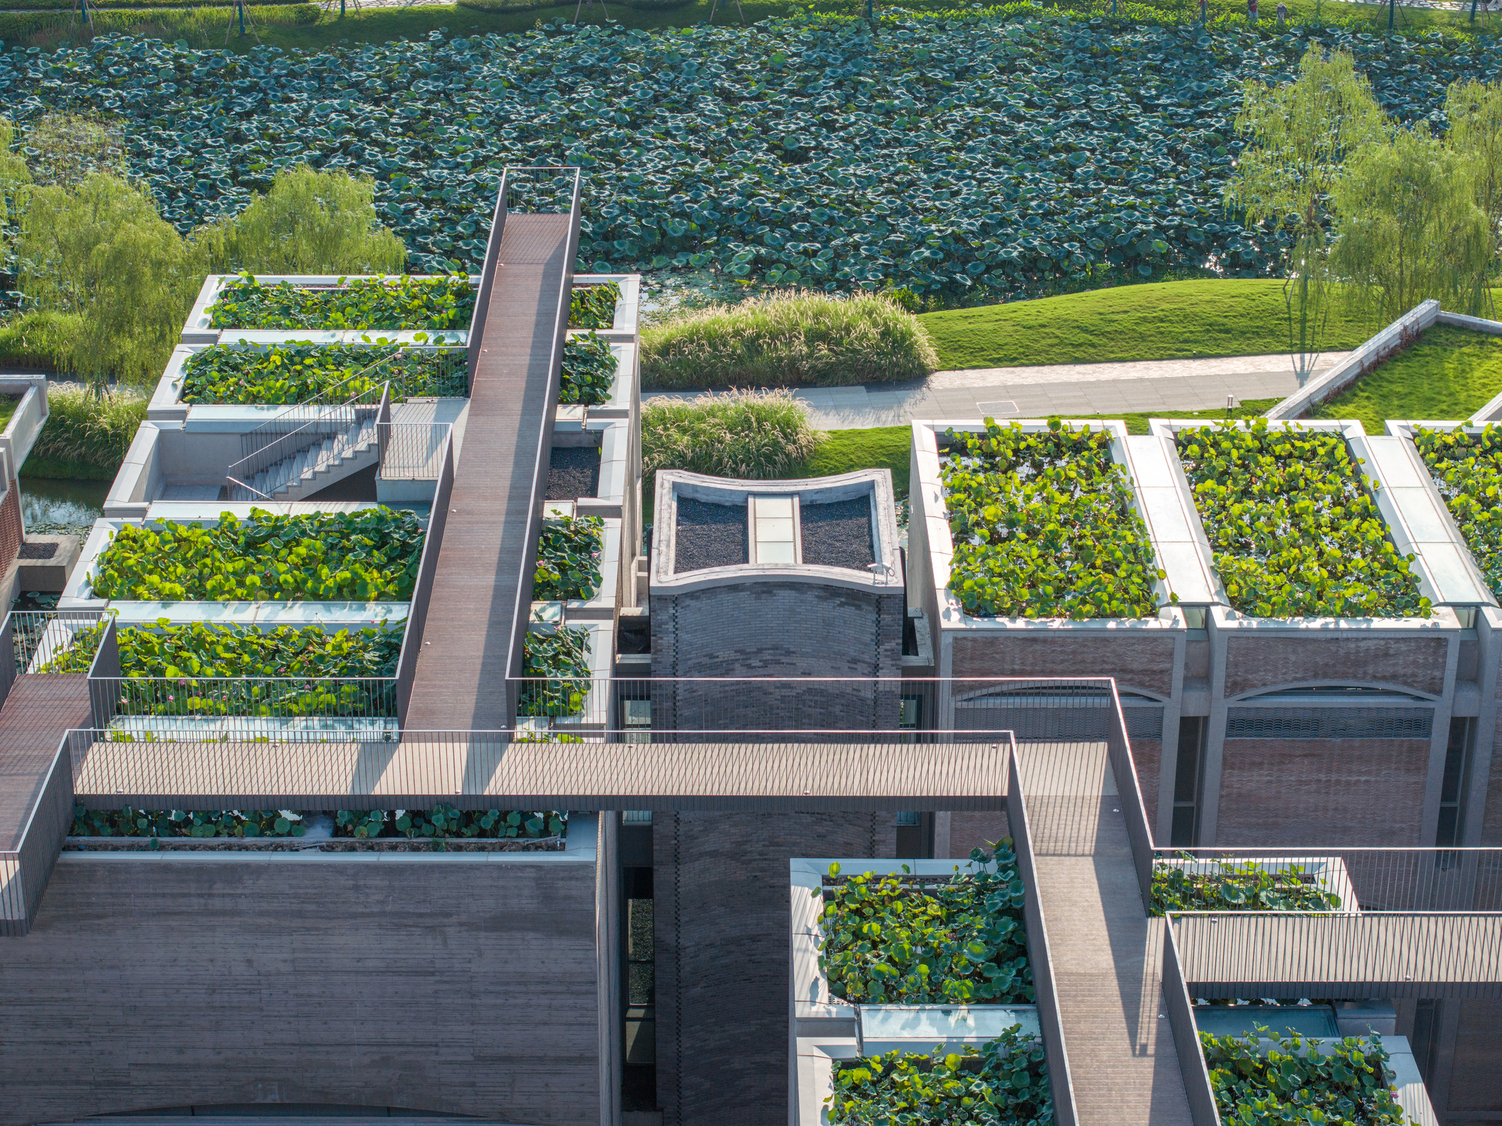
left=1445, top=80, right=1502, bottom=319
left=0, top=118, right=32, bottom=255
left=197, top=165, right=405, bottom=276
left=1331, top=126, right=1493, bottom=326
left=23, top=113, right=127, bottom=190
left=1226, top=48, right=1387, bottom=383
left=17, top=174, right=191, bottom=387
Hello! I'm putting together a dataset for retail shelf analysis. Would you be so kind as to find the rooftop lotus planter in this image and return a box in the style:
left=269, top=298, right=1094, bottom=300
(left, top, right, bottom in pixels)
left=518, top=622, right=613, bottom=731
left=567, top=275, right=639, bottom=342
left=1157, top=419, right=1432, bottom=621
left=532, top=515, right=622, bottom=622
left=71, top=804, right=568, bottom=842
left=1407, top=423, right=1502, bottom=603
left=1201, top=1030, right=1415, bottom=1126
left=200, top=273, right=479, bottom=334
left=1150, top=854, right=1358, bottom=915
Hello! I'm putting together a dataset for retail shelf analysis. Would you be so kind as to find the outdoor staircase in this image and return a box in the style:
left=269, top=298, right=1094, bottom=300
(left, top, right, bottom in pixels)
left=238, top=416, right=381, bottom=501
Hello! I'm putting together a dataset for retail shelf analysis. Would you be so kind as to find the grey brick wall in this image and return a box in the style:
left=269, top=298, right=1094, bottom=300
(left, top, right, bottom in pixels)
left=1223, top=636, right=1450, bottom=699
left=1132, top=737, right=1163, bottom=832
left=0, top=854, right=602, bottom=1126
left=951, top=631, right=1177, bottom=699
left=1449, top=998, right=1502, bottom=1113
left=653, top=812, right=898, bottom=1126
left=1215, top=737, right=1430, bottom=846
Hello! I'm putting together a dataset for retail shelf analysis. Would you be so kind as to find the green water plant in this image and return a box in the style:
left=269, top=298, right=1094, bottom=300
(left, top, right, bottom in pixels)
left=815, top=845, right=1032, bottom=1006
left=942, top=418, right=1165, bottom=620
left=1151, top=855, right=1343, bottom=915
left=334, top=805, right=566, bottom=840
left=1414, top=424, right=1502, bottom=600
left=569, top=281, right=620, bottom=330
left=534, top=516, right=604, bottom=602
left=72, top=805, right=306, bottom=838
left=560, top=332, right=617, bottom=405
left=90, top=508, right=426, bottom=602
left=1176, top=420, right=1430, bottom=619
left=207, top=272, right=474, bottom=330
left=518, top=626, right=593, bottom=718
left=827, top=1027, right=1052, bottom=1126
left=1203, top=1030, right=1407, bottom=1125
left=116, top=620, right=401, bottom=679
left=180, top=340, right=466, bottom=404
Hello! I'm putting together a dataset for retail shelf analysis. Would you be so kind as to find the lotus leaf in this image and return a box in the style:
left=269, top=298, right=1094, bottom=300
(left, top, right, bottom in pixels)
left=1413, top=425, right=1502, bottom=601
left=1202, top=1029, right=1407, bottom=1125
left=1151, top=854, right=1343, bottom=914
left=533, top=515, right=604, bottom=601
left=180, top=340, right=466, bottom=404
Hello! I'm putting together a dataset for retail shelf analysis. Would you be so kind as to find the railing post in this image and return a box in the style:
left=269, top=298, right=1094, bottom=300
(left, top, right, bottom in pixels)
left=377, top=382, right=392, bottom=470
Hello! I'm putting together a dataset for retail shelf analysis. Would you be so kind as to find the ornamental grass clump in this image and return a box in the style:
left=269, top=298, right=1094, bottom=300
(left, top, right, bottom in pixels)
left=207, top=273, right=474, bottom=330
left=534, top=516, right=604, bottom=602
left=560, top=332, right=617, bottom=405
left=1176, top=420, right=1430, bottom=619
left=1414, top=424, right=1502, bottom=600
left=641, top=388, right=823, bottom=497
left=1151, top=855, right=1343, bottom=915
left=90, top=507, right=426, bottom=602
left=941, top=418, right=1165, bottom=620
left=1203, top=1030, right=1407, bottom=1125
left=180, top=341, right=466, bottom=405
left=816, top=845, right=1032, bottom=1006
left=827, top=1027, right=1052, bottom=1126
left=640, top=289, right=937, bottom=389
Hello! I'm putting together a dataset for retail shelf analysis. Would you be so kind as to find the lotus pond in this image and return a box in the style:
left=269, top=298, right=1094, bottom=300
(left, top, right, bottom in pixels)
left=1150, top=855, right=1343, bottom=915
left=1413, top=425, right=1502, bottom=602
left=827, top=1027, right=1051, bottom=1126
left=72, top=803, right=568, bottom=840
left=180, top=340, right=468, bottom=404
left=1176, top=421, right=1430, bottom=619
left=534, top=515, right=604, bottom=602
left=4, top=19, right=1498, bottom=297
left=815, top=846, right=1032, bottom=1006
left=90, top=507, right=426, bottom=602
left=518, top=625, right=593, bottom=717
left=1202, top=1030, right=1407, bottom=1126
left=941, top=419, right=1164, bottom=620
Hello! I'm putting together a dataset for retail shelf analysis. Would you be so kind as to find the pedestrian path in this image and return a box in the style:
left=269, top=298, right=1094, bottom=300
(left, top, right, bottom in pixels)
left=644, top=352, right=1349, bottom=430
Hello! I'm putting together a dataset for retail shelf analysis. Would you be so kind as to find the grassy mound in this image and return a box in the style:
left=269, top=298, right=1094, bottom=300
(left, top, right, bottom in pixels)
left=641, top=290, right=937, bottom=390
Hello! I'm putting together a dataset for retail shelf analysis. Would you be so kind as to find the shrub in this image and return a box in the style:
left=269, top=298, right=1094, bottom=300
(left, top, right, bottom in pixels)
left=1413, top=424, right=1502, bottom=600
left=1176, top=420, right=1430, bottom=619
left=534, top=515, right=604, bottom=602
left=560, top=332, right=616, bottom=405
left=207, top=272, right=474, bottom=330
left=570, top=281, right=621, bottom=330
left=640, top=290, right=938, bottom=389
left=90, top=507, right=426, bottom=602
left=28, top=386, right=147, bottom=475
left=1151, top=855, right=1343, bottom=915
left=942, top=419, right=1165, bottom=620
left=815, top=845, right=1032, bottom=1006
left=1203, top=1030, right=1407, bottom=1125
left=180, top=341, right=466, bottom=405
left=641, top=388, right=823, bottom=500
left=828, top=1028, right=1052, bottom=1126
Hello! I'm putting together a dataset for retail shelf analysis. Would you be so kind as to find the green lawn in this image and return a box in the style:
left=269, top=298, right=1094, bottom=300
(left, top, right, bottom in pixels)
left=1313, top=327, right=1502, bottom=434
left=916, top=280, right=1386, bottom=371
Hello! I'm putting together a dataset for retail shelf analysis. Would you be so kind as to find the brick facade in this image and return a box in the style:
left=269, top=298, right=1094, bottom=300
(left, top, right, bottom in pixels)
left=950, top=631, right=1177, bottom=699
left=1214, top=737, right=1430, bottom=846
left=653, top=812, right=898, bottom=1126
left=1223, top=636, right=1449, bottom=699
left=0, top=475, right=22, bottom=571
left=1131, top=737, right=1162, bottom=832
left=1449, top=999, right=1502, bottom=1112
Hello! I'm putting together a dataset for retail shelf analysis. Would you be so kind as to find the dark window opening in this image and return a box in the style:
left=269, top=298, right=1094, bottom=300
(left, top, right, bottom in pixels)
left=1437, top=717, right=1475, bottom=849
left=1171, top=716, right=1208, bottom=847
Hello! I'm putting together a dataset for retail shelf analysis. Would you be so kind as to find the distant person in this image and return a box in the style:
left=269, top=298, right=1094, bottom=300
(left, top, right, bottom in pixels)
left=1248, top=0, right=1258, bottom=20
left=1276, top=0, right=1287, bottom=22
left=1199, top=0, right=1208, bottom=20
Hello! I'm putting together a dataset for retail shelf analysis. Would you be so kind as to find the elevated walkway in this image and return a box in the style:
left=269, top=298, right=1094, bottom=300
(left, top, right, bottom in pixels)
left=1018, top=740, right=1195, bottom=1126
left=403, top=208, right=578, bottom=730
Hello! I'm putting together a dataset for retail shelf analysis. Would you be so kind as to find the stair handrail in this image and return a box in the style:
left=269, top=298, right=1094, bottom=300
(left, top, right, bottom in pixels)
left=239, top=347, right=402, bottom=451
left=226, top=380, right=389, bottom=500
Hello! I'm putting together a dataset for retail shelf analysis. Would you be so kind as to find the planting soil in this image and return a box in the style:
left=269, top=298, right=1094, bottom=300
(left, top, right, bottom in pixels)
left=799, top=497, right=874, bottom=570
left=546, top=446, right=601, bottom=500
left=674, top=498, right=747, bottom=572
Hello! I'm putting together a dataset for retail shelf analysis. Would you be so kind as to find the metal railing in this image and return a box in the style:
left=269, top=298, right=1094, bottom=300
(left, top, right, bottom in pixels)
left=0, top=737, right=73, bottom=936
left=1161, top=920, right=1220, bottom=1126
left=1170, top=911, right=1502, bottom=1001
left=1, top=610, right=110, bottom=686
left=393, top=433, right=454, bottom=726
left=381, top=346, right=467, bottom=400
left=226, top=368, right=390, bottom=501
left=1152, top=847, right=1502, bottom=914
left=379, top=421, right=452, bottom=481
left=90, top=675, right=399, bottom=729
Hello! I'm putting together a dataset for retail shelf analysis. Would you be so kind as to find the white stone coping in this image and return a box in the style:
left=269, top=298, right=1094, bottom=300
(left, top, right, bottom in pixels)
left=0, top=376, right=48, bottom=476
left=569, top=273, right=641, bottom=342
left=1155, top=854, right=1359, bottom=912
left=182, top=274, right=482, bottom=342
left=911, top=418, right=1179, bottom=631
left=794, top=1028, right=1043, bottom=1126
left=107, top=601, right=410, bottom=631
left=1123, top=434, right=1221, bottom=608
left=582, top=340, right=638, bottom=421
left=1148, top=417, right=1457, bottom=628
left=791, top=857, right=1020, bottom=1032
left=652, top=469, right=903, bottom=596
left=60, top=504, right=423, bottom=608
left=1265, top=300, right=1441, bottom=421
left=103, top=421, right=165, bottom=520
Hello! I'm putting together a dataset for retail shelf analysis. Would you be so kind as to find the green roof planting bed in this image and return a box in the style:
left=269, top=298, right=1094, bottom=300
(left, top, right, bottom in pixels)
left=826, top=1028, right=1052, bottom=1126
left=1175, top=421, right=1430, bottom=619
left=560, top=333, right=618, bottom=406
left=1150, top=855, right=1343, bottom=915
left=72, top=804, right=568, bottom=842
left=1202, top=1030, right=1409, bottom=1125
left=815, top=845, right=1032, bottom=1006
left=1313, top=327, right=1502, bottom=434
left=533, top=516, right=604, bottom=602
left=180, top=341, right=468, bottom=405
left=570, top=281, right=621, bottom=331
left=208, top=274, right=477, bottom=331
left=941, top=419, right=1164, bottom=620
left=518, top=626, right=593, bottom=718
left=1413, top=425, right=1502, bottom=601
left=90, top=508, right=426, bottom=602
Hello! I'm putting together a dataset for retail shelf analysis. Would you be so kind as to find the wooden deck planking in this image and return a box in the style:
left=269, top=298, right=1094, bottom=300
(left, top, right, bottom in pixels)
left=1021, top=743, right=1196, bottom=1126
left=403, top=212, right=576, bottom=731
left=70, top=738, right=1012, bottom=811
left=0, top=675, right=91, bottom=852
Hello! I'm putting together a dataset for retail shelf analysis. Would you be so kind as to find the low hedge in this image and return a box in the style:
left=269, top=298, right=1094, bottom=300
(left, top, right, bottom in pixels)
left=640, top=289, right=938, bottom=389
